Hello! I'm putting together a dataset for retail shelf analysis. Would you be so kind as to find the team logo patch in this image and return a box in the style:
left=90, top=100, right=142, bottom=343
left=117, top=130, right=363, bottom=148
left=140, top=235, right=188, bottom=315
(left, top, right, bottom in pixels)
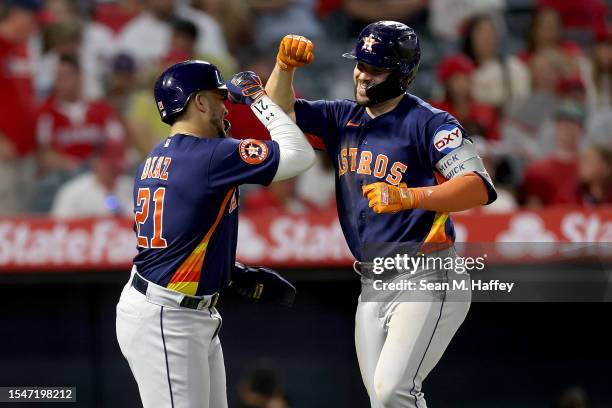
left=239, top=139, right=269, bottom=165
left=361, top=34, right=378, bottom=53
left=433, top=124, right=463, bottom=154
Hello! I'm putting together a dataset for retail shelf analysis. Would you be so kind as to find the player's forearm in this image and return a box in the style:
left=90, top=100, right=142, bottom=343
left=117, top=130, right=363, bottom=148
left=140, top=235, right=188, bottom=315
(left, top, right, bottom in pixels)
left=265, top=63, right=297, bottom=116
left=250, top=95, right=315, bottom=181
left=409, top=173, right=489, bottom=212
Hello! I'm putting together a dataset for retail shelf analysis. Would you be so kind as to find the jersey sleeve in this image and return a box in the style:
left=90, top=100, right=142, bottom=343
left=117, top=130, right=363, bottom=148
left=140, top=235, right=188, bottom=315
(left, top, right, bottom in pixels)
left=425, top=114, right=497, bottom=204
left=208, top=137, right=280, bottom=190
left=294, top=99, right=343, bottom=151
left=424, top=114, right=466, bottom=168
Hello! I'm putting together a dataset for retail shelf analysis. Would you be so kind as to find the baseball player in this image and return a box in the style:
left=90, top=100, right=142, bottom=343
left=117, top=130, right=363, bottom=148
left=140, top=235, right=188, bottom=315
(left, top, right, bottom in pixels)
left=115, top=60, right=315, bottom=408
left=266, top=22, right=497, bottom=407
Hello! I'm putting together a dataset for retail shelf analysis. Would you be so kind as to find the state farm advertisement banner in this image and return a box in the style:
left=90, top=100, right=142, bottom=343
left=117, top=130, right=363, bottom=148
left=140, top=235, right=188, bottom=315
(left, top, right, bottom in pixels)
left=0, top=208, right=610, bottom=272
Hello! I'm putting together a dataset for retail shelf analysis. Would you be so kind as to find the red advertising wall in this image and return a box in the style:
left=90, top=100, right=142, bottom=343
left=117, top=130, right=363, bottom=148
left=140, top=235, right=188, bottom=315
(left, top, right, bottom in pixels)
left=0, top=208, right=610, bottom=272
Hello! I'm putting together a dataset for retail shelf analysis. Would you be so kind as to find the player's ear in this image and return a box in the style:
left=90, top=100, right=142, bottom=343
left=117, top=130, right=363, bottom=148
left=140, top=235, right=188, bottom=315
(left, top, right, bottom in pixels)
left=192, top=91, right=209, bottom=115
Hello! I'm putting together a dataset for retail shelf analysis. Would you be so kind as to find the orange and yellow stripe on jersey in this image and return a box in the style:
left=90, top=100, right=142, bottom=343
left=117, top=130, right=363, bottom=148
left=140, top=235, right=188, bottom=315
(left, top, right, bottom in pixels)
left=166, top=188, right=235, bottom=295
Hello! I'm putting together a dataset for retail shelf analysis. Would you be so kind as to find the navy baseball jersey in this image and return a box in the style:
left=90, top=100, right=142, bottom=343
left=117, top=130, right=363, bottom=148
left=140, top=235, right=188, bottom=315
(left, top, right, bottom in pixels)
left=295, top=94, right=474, bottom=261
left=132, top=134, right=279, bottom=296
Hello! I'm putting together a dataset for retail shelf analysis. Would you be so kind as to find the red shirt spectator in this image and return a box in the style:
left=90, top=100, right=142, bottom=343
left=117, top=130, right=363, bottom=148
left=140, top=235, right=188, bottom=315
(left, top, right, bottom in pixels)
left=522, top=157, right=579, bottom=206
left=577, top=145, right=612, bottom=206
left=432, top=54, right=500, bottom=140
left=431, top=99, right=500, bottom=140
left=36, top=54, right=125, bottom=173
left=93, top=1, right=141, bottom=35
left=316, top=0, right=343, bottom=17
left=518, top=41, right=582, bottom=65
left=537, top=0, right=607, bottom=33
left=225, top=102, right=269, bottom=140
left=521, top=102, right=586, bottom=207
left=0, top=33, right=36, bottom=157
left=243, top=179, right=317, bottom=214
left=37, top=97, right=125, bottom=160
left=518, top=6, right=584, bottom=69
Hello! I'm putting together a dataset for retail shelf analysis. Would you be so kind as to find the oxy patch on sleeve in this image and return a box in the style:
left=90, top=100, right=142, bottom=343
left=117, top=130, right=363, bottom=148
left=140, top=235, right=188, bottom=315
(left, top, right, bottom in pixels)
left=433, top=124, right=463, bottom=154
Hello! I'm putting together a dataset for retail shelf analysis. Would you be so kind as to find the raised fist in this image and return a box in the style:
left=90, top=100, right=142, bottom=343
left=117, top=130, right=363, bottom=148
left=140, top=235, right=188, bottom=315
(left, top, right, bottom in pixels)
left=276, top=34, right=314, bottom=71
left=226, top=71, right=266, bottom=106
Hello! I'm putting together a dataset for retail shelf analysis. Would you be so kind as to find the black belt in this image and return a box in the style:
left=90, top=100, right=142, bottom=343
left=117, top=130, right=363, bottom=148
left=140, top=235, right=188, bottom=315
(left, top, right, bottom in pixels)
left=131, top=273, right=219, bottom=309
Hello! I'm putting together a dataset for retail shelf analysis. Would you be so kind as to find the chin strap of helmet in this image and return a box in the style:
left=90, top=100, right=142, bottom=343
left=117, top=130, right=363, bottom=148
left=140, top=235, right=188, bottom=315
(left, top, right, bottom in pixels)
left=365, top=66, right=418, bottom=105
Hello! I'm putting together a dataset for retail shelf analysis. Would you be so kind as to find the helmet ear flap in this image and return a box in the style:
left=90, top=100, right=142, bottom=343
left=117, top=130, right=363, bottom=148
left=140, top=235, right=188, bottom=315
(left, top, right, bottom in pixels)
left=363, top=63, right=419, bottom=105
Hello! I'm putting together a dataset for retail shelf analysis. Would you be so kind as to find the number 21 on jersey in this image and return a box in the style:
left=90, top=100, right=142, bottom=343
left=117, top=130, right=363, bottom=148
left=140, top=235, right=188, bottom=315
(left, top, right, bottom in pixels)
left=134, top=187, right=168, bottom=248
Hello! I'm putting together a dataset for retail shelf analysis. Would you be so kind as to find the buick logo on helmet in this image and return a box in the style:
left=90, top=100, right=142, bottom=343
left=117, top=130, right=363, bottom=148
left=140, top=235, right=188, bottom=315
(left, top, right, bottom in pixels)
left=361, top=34, right=378, bottom=53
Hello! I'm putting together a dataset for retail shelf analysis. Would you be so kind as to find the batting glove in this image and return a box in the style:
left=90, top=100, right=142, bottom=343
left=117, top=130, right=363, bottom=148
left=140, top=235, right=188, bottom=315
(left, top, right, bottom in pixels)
left=226, top=71, right=266, bottom=106
left=229, top=262, right=296, bottom=307
left=362, top=182, right=427, bottom=214
left=276, top=34, right=314, bottom=71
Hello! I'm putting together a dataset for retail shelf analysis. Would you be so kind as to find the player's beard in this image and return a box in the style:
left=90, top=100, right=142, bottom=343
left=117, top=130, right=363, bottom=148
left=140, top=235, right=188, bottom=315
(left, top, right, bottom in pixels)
left=354, top=81, right=374, bottom=107
left=210, top=115, right=226, bottom=138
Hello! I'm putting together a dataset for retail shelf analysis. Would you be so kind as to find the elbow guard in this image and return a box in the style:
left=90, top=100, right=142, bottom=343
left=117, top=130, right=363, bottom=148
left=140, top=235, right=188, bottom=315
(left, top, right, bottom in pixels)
left=435, top=139, right=497, bottom=204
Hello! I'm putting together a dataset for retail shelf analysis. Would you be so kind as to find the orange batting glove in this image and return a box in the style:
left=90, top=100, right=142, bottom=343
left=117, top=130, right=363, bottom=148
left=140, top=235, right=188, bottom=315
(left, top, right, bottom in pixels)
left=276, top=34, right=314, bottom=71
left=362, top=182, right=427, bottom=214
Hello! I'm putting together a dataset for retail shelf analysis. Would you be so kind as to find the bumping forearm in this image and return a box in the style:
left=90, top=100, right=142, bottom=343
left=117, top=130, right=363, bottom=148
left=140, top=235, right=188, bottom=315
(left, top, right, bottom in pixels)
left=250, top=95, right=315, bottom=181
left=265, top=64, right=297, bottom=115
left=410, top=173, right=489, bottom=212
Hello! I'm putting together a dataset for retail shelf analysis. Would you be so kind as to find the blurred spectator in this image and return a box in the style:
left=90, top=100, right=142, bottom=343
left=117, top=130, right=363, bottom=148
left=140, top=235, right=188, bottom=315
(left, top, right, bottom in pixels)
left=521, top=102, right=585, bottom=207
left=117, top=0, right=229, bottom=66
left=168, top=18, right=198, bottom=58
left=36, top=19, right=81, bottom=97
left=518, top=6, right=587, bottom=79
left=36, top=54, right=126, bottom=175
left=538, top=0, right=607, bottom=34
left=344, top=0, right=426, bottom=29
left=534, top=75, right=590, bottom=156
left=191, top=0, right=251, bottom=53
left=585, top=26, right=612, bottom=111
left=104, top=53, right=138, bottom=113
left=244, top=178, right=315, bottom=214
left=552, top=386, right=590, bottom=408
left=577, top=145, right=612, bottom=206
left=124, top=75, right=171, bottom=156
left=0, top=0, right=41, bottom=215
left=469, top=137, right=517, bottom=213
left=37, top=0, right=117, bottom=99
left=51, top=141, right=133, bottom=217
left=429, top=0, right=504, bottom=42
left=502, top=49, right=566, bottom=160
left=432, top=54, right=500, bottom=140
left=315, top=0, right=343, bottom=19
left=236, top=361, right=290, bottom=408
left=461, top=14, right=530, bottom=111
left=123, top=48, right=196, bottom=156
left=248, top=0, right=322, bottom=50
left=93, top=0, right=143, bottom=35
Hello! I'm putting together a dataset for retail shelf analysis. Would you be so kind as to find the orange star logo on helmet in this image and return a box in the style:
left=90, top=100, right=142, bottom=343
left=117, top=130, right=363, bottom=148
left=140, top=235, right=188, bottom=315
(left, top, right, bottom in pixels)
left=361, top=34, right=378, bottom=53
left=239, top=139, right=269, bottom=165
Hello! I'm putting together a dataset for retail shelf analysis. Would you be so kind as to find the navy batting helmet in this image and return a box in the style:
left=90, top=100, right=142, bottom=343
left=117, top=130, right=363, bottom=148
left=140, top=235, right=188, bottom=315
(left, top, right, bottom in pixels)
left=154, top=60, right=227, bottom=124
left=343, top=21, right=420, bottom=105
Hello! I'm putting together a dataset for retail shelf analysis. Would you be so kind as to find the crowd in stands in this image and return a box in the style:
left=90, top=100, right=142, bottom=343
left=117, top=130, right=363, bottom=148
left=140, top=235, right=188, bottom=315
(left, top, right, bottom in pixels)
left=0, top=0, right=610, bottom=218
